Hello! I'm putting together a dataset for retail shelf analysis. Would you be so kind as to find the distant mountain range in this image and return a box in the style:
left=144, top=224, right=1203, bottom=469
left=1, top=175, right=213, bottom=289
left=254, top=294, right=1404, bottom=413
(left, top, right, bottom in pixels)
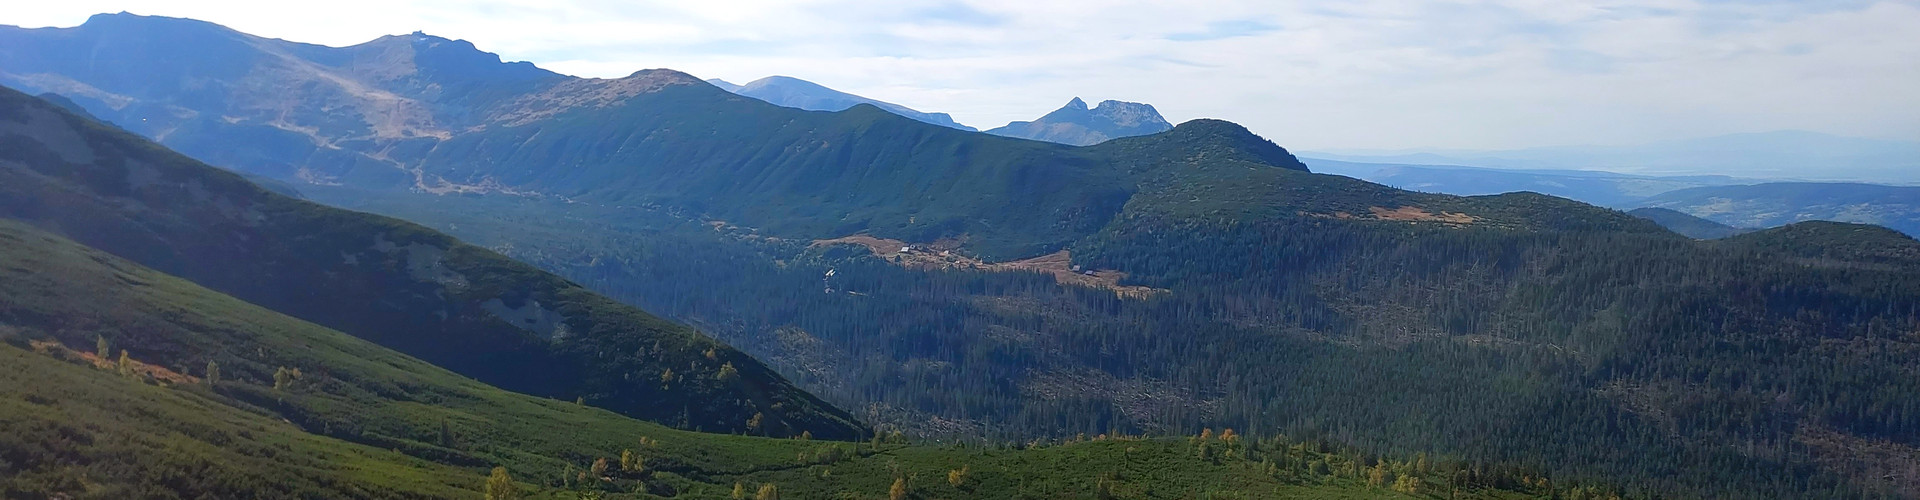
left=709, top=75, right=976, bottom=131
left=708, top=78, right=1176, bottom=146
left=986, top=97, right=1173, bottom=146
left=1303, top=158, right=1752, bottom=208
left=1627, top=207, right=1753, bottom=239
left=0, top=12, right=1304, bottom=259
left=1308, top=157, right=1920, bottom=238
left=1641, top=182, right=1920, bottom=237
left=1304, top=130, right=1920, bottom=184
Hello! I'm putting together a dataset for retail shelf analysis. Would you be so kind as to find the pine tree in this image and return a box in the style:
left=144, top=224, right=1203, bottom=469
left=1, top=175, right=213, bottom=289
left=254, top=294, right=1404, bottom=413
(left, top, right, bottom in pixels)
left=889, top=478, right=907, bottom=500
left=117, top=350, right=133, bottom=377
left=95, top=335, right=109, bottom=360
left=485, top=466, right=519, bottom=500
left=948, top=466, right=969, bottom=488
left=204, top=359, right=220, bottom=385
left=755, top=483, right=779, bottom=500
left=732, top=482, right=746, bottom=500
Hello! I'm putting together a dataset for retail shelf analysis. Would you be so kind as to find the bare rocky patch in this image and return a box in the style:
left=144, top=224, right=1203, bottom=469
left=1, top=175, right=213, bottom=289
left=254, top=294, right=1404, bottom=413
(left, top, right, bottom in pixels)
left=481, top=298, right=570, bottom=339
left=1306, top=206, right=1477, bottom=225
left=810, top=234, right=1166, bottom=298
left=487, top=69, right=702, bottom=126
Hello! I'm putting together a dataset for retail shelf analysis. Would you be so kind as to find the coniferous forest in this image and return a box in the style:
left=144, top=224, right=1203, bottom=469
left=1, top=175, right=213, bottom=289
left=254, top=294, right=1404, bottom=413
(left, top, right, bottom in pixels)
left=312, top=185, right=1920, bottom=499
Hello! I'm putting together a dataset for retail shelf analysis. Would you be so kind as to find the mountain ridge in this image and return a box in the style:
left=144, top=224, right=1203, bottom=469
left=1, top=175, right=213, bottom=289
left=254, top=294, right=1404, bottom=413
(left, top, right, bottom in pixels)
left=708, top=75, right=976, bottom=131
left=1641, top=182, right=1920, bottom=237
left=1627, top=207, right=1752, bottom=239
left=988, top=97, right=1174, bottom=146
left=1301, top=130, right=1920, bottom=183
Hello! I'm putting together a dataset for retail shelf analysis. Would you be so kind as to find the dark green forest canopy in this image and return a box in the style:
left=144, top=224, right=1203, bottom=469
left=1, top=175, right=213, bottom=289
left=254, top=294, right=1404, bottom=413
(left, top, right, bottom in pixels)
left=0, top=202, right=1576, bottom=500
left=307, top=180, right=1920, bottom=499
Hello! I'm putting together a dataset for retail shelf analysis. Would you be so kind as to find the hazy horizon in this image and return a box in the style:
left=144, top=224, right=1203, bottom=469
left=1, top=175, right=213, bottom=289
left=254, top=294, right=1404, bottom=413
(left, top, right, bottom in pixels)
left=5, top=1, right=1918, bottom=151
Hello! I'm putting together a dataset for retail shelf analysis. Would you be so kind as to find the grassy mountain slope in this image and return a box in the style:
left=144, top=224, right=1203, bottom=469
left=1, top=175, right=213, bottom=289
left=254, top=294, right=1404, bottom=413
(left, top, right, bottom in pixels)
left=0, top=85, right=859, bottom=439
left=0, top=219, right=1559, bottom=499
left=1627, top=207, right=1752, bottom=239
left=0, top=343, right=479, bottom=498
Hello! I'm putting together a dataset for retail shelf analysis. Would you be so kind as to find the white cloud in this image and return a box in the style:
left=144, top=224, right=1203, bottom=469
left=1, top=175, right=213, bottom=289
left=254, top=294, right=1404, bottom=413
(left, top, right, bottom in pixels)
left=4, top=0, right=1916, bottom=149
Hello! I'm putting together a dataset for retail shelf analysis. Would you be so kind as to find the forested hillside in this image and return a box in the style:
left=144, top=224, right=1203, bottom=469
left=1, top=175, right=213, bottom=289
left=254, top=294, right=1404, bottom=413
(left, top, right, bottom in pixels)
left=308, top=181, right=1920, bottom=499
left=2, top=219, right=1591, bottom=499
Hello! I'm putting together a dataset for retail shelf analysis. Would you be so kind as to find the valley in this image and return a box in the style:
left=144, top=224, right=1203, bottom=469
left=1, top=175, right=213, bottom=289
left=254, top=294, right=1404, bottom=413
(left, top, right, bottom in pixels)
left=0, top=84, right=1583, bottom=500
left=1, top=11, right=1917, bottom=500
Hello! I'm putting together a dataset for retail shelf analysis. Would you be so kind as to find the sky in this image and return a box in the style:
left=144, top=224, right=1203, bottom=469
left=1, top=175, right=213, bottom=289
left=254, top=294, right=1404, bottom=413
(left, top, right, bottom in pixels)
left=4, top=0, right=1918, bottom=150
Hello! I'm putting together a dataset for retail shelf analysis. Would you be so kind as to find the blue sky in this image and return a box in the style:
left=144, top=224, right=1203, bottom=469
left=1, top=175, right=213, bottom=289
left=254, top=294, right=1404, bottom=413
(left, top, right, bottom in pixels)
left=5, top=0, right=1917, bottom=150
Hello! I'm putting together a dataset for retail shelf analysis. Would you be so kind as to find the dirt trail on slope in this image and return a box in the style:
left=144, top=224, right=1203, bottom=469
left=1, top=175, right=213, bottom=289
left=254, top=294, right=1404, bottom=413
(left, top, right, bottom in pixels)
left=30, top=340, right=199, bottom=385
